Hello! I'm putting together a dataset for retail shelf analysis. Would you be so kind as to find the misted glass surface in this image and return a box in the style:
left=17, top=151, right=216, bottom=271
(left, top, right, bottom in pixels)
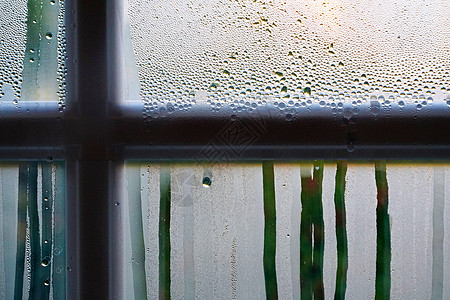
left=126, top=0, right=450, bottom=116
left=0, top=0, right=66, bottom=103
left=0, top=162, right=65, bottom=299
left=123, top=162, right=450, bottom=299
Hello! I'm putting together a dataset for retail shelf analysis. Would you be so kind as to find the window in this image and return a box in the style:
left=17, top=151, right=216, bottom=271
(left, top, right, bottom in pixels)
left=0, top=0, right=66, bottom=298
left=1, top=0, right=450, bottom=299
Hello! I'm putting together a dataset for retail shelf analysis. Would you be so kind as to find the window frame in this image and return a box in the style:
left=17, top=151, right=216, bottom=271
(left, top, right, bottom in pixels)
left=0, top=0, right=450, bottom=298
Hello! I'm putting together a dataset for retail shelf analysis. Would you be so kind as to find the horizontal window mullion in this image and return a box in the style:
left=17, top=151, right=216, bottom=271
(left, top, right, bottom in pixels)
left=1, top=101, right=450, bottom=160
left=111, top=102, right=450, bottom=160
left=0, top=147, right=65, bottom=161
left=122, top=145, right=450, bottom=162
left=0, top=101, right=62, bottom=119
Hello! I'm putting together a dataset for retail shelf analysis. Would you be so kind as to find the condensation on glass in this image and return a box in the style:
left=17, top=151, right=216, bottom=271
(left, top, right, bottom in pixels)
left=125, top=0, right=450, bottom=118
left=0, top=162, right=65, bottom=299
left=0, top=0, right=66, bottom=104
left=0, top=1, right=67, bottom=299
left=123, top=163, right=450, bottom=299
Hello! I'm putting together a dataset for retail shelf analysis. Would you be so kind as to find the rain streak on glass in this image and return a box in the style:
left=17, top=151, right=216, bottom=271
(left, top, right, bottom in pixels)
left=126, top=0, right=450, bottom=117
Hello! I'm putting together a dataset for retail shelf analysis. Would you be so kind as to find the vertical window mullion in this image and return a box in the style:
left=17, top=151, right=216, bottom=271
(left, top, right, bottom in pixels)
left=65, top=0, right=122, bottom=299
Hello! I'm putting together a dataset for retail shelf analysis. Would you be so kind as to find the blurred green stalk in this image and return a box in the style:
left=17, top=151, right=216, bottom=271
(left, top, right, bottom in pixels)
left=300, top=162, right=324, bottom=300
left=262, top=161, right=278, bottom=300
left=334, top=161, right=348, bottom=300
left=159, top=167, right=171, bottom=300
left=375, top=162, right=391, bottom=300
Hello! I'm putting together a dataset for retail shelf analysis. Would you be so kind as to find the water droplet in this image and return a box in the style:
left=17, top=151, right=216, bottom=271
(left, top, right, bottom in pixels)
left=54, top=247, right=62, bottom=255
left=303, top=87, right=311, bottom=96
left=370, top=98, right=380, bottom=115
left=202, top=177, right=212, bottom=187
left=370, top=106, right=380, bottom=115
left=43, top=279, right=50, bottom=286
left=45, top=33, right=53, bottom=40
left=274, top=71, right=283, bottom=77
left=347, top=143, right=355, bottom=152
left=41, top=257, right=50, bottom=267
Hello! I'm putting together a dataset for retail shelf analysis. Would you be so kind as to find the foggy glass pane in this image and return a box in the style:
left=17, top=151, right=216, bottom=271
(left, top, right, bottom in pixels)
left=126, top=0, right=450, bottom=115
left=123, top=162, right=450, bottom=299
left=0, top=162, right=65, bottom=299
left=0, top=0, right=66, bottom=103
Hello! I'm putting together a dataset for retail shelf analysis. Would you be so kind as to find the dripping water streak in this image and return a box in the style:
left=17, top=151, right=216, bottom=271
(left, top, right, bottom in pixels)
left=28, top=163, right=39, bottom=300
left=52, top=163, right=66, bottom=299
left=14, top=164, right=30, bottom=299
left=182, top=168, right=195, bottom=299
left=126, top=165, right=148, bottom=299
left=290, top=167, right=301, bottom=300
left=21, top=0, right=43, bottom=101
left=431, top=167, right=444, bottom=300
left=40, top=163, right=54, bottom=299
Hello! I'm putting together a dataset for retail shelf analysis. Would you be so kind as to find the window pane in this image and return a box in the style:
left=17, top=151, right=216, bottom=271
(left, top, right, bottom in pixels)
left=0, top=162, right=65, bottom=299
left=126, top=0, right=450, bottom=114
left=123, top=162, right=450, bottom=299
left=0, top=0, right=66, bottom=103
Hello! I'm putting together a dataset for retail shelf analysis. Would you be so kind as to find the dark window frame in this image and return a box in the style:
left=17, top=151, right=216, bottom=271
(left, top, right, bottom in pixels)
left=0, top=0, right=449, bottom=298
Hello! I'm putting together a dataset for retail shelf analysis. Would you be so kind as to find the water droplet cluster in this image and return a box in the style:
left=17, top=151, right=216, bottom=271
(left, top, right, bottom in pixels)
left=128, top=0, right=450, bottom=119
left=0, top=0, right=67, bottom=103
left=57, top=0, right=67, bottom=105
left=0, top=0, right=27, bottom=101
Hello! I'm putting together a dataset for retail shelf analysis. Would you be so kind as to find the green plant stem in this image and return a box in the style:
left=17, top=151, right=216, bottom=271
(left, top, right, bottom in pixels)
left=311, top=162, right=324, bottom=300
left=375, top=162, right=391, bottom=300
left=334, top=161, right=348, bottom=300
left=300, top=162, right=324, bottom=300
left=262, top=161, right=278, bottom=300
left=159, top=167, right=171, bottom=300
